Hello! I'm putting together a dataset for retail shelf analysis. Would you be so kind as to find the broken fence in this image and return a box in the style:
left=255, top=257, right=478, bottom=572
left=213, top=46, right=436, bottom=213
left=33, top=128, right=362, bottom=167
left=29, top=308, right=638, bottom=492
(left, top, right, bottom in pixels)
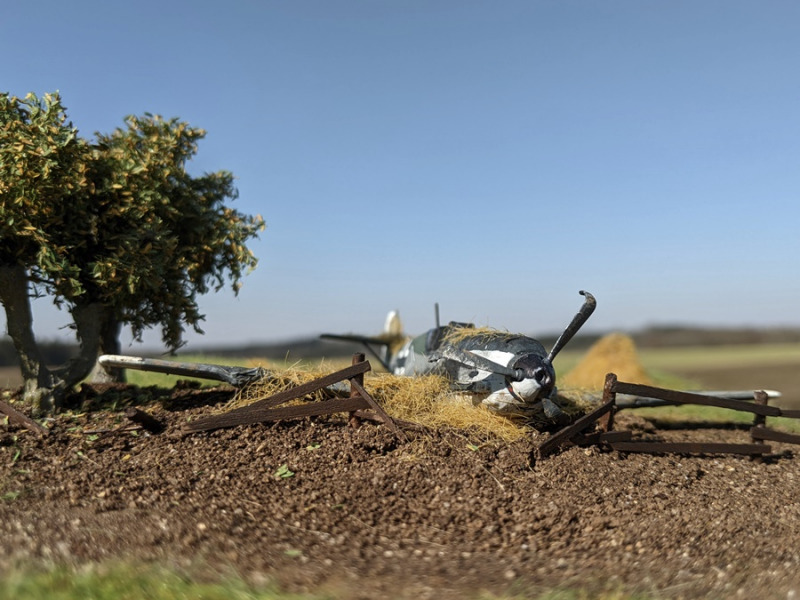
left=535, top=373, right=800, bottom=460
left=182, top=354, right=408, bottom=442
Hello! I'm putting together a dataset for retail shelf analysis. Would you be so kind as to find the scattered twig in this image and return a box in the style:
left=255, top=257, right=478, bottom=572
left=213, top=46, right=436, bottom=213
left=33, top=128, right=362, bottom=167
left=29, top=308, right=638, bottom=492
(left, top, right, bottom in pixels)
left=124, top=407, right=165, bottom=433
left=0, top=399, right=48, bottom=437
left=82, top=424, right=143, bottom=437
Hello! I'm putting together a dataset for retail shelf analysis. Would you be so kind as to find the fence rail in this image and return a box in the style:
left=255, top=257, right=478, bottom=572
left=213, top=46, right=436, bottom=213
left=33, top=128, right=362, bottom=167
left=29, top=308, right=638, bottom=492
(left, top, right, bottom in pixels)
left=184, top=354, right=407, bottom=442
left=534, top=373, right=800, bottom=460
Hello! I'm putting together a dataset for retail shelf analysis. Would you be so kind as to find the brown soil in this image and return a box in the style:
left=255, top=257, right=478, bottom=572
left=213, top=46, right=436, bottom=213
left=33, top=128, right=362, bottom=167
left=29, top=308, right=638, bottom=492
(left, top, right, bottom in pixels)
left=1, top=383, right=799, bottom=599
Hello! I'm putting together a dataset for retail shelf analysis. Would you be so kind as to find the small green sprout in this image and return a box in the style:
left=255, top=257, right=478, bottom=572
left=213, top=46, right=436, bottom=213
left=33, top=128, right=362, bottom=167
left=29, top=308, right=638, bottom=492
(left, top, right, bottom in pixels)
left=274, top=464, right=294, bottom=479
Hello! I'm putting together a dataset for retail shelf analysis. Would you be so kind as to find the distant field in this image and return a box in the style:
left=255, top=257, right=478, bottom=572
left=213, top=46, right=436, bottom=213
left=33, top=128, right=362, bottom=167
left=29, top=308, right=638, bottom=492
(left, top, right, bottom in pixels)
left=0, top=367, right=20, bottom=389
left=559, top=342, right=800, bottom=408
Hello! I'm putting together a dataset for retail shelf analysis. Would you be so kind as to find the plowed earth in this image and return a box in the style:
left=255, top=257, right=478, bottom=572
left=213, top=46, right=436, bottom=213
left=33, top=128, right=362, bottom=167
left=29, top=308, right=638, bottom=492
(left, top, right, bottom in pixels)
left=1, top=383, right=799, bottom=599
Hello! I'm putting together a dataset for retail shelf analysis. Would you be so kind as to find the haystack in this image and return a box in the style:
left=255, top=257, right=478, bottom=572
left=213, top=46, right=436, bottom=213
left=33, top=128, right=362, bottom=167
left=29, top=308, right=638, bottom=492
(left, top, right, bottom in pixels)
left=560, top=332, right=653, bottom=391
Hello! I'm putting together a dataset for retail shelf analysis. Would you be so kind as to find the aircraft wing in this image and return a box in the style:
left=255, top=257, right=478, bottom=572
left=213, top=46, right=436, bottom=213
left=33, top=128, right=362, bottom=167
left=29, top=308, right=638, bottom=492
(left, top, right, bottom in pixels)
left=320, top=334, right=393, bottom=371
left=320, top=334, right=392, bottom=346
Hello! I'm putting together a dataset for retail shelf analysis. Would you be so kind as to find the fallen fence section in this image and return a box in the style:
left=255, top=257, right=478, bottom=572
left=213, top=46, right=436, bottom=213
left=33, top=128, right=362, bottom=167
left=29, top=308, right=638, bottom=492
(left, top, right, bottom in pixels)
left=535, top=373, right=800, bottom=460
left=183, top=355, right=407, bottom=442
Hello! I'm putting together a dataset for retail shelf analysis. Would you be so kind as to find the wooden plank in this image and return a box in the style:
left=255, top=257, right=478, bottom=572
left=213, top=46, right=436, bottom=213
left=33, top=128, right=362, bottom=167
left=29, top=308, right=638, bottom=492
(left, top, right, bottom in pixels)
left=751, top=426, right=800, bottom=445
left=0, top=399, right=48, bottom=437
left=535, top=399, right=615, bottom=459
left=186, top=397, right=370, bottom=432
left=610, top=441, right=771, bottom=455
left=349, top=377, right=408, bottom=442
left=573, top=430, right=633, bottom=445
left=779, top=409, right=800, bottom=419
left=237, top=361, right=371, bottom=414
left=613, top=381, right=782, bottom=417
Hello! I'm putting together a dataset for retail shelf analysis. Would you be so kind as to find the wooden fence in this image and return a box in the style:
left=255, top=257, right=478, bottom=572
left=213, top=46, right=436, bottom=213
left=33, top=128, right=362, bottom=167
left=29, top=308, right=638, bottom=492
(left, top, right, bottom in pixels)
left=535, top=373, right=800, bottom=460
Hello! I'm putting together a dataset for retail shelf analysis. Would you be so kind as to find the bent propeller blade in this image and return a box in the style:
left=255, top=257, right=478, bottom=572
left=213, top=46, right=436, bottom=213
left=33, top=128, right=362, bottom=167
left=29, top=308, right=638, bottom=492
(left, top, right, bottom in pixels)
left=547, top=290, right=596, bottom=363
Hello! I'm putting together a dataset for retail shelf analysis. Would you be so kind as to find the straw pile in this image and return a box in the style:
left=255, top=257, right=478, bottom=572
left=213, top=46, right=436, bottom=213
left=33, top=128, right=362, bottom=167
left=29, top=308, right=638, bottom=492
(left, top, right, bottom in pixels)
left=560, top=332, right=653, bottom=391
left=224, top=360, right=532, bottom=442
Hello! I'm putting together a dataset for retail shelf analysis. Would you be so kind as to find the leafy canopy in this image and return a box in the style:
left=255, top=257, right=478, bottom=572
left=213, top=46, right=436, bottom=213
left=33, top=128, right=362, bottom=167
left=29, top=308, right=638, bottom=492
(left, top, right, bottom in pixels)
left=0, top=92, right=264, bottom=350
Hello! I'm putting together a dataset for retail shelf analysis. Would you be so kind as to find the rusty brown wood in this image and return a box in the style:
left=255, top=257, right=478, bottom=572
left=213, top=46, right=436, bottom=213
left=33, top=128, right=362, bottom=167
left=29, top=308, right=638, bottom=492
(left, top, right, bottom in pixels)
left=572, top=430, right=633, bottom=445
left=751, top=391, right=768, bottom=441
left=214, top=361, right=370, bottom=420
left=183, top=361, right=372, bottom=433
left=534, top=399, right=615, bottom=459
left=610, top=441, right=771, bottom=455
left=779, top=409, right=800, bottom=419
left=612, top=381, right=782, bottom=417
left=124, top=407, right=165, bottom=433
left=0, top=399, right=48, bottom=437
left=599, top=373, right=617, bottom=432
left=750, top=425, right=800, bottom=446
left=186, top=397, right=371, bottom=432
left=348, top=353, right=366, bottom=429
left=348, top=377, right=408, bottom=442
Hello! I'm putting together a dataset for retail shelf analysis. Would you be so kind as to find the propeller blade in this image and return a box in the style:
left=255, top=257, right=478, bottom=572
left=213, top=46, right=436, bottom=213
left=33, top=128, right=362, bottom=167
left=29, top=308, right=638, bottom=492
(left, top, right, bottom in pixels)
left=541, top=396, right=565, bottom=420
left=547, top=290, right=596, bottom=362
left=435, top=346, right=525, bottom=381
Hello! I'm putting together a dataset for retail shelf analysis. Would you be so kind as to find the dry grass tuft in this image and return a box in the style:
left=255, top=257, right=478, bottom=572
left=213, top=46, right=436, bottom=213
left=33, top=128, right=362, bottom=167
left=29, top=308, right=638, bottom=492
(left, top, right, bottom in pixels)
left=366, top=372, right=531, bottom=443
left=226, top=362, right=338, bottom=410
left=224, top=361, right=532, bottom=443
left=442, top=325, right=509, bottom=344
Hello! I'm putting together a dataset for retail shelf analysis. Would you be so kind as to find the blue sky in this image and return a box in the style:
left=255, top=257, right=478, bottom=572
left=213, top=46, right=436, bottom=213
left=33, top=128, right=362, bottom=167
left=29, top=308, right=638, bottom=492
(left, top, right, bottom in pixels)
left=2, top=1, right=799, bottom=350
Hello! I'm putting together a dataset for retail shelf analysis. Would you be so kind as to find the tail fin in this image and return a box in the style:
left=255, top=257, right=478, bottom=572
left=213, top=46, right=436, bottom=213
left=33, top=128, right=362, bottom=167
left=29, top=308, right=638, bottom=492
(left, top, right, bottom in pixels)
left=383, top=310, right=403, bottom=337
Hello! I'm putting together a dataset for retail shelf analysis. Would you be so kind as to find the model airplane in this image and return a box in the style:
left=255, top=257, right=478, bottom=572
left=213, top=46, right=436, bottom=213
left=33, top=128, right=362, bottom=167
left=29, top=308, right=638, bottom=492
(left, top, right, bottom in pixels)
left=322, top=290, right=597, bottom=420
left=98, top=288, right=781, bottom=424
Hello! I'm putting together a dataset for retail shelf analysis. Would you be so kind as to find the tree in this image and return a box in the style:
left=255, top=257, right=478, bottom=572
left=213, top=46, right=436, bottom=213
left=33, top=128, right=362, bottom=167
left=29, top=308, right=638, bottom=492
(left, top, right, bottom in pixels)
left=0, top=92, right=264, bottom=413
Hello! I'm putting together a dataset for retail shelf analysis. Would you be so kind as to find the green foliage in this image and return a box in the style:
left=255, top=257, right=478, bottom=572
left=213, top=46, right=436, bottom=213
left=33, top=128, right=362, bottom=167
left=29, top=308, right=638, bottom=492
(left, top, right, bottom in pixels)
left=0, top=91, right=264, bottom=404
left=0, top=92, right=89, bottom=297
left=77, top=113, right=264, bottom=348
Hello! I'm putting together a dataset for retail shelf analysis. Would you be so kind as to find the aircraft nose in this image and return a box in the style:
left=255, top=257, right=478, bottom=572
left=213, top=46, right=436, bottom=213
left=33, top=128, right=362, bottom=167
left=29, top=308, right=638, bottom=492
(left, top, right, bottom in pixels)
left=533, top=366, right=553, bottom=388
left=511, top=354, right=556, bottom=396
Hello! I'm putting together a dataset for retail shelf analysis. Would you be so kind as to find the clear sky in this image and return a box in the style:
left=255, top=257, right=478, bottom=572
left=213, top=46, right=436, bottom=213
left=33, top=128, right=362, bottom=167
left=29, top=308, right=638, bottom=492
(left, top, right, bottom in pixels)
left=2, top=1, right=799, bottom=351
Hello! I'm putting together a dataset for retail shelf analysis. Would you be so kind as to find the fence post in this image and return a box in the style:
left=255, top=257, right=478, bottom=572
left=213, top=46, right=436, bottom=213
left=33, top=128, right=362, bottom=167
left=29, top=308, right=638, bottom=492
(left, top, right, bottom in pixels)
left=599, top=373, right=618, bottom=432
left=751, top=390, right=768, bottom=443
left=349, top=353, right=366, bottom=429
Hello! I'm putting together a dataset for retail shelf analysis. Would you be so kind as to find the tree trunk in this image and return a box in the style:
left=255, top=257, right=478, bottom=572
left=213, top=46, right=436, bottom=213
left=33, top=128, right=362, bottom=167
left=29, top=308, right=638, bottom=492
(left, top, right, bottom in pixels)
left=0, top=264, right=59, bottom=414
left=56, top=301, right=104, bottom=386
left=90, top=314, right=126, bottom=383
left=0, top=266, right=108, bottom=414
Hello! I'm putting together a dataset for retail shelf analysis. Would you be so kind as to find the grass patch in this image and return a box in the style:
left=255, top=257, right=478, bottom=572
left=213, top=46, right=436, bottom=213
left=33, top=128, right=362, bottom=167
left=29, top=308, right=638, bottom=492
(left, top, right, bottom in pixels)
left=0, top=563, right=326, bottom=600
left=0, top=562, right=650, bottom=600
left=0, top=563, right=652, bottom=600
left=122, top=354, right=259, bottom=388
left=630, top=404, right=800, bottom=433
left=637, top=343, right=800, bottom=371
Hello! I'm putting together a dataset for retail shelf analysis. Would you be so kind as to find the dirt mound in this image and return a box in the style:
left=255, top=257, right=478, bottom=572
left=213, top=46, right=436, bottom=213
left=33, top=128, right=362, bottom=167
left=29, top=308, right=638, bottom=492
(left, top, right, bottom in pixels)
left=1, top=384, right=799, bottom=599
left=561, top=332, right=653, bottom=390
